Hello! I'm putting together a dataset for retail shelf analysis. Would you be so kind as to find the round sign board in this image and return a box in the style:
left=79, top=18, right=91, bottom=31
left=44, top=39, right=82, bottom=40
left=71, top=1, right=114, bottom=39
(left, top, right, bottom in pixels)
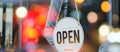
left=53, top=17, right=84, bottom=52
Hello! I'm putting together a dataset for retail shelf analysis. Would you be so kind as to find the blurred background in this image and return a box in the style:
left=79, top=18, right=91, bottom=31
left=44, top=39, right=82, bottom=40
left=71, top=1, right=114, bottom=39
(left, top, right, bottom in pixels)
left=0, top=0, right=119, bottom=52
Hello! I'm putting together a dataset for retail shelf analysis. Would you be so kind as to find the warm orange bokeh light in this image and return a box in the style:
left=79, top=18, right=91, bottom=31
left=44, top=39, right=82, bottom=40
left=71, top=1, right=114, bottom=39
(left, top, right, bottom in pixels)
left=101, top=1, right=111, bottom=13
left=36, top=49, right=46, bottom=52
left=35, top=15, right=46, bottom=26
left=30, top=3, right=49, bottom=16
left=22, top=4, right=49, bottom=44
left=30, top=4, right=41, bottom=13
left=23, top=27, right=39, bottom=39
left=75, top=0, right=84, bottom=4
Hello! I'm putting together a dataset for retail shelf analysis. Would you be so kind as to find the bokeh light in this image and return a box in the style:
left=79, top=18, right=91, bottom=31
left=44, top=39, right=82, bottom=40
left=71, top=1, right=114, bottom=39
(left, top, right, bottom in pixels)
left=30, top=3, right=49, bottom=15
left=30, top=3, right=41, bottom=13
left=36, top=49, right=46, bottom=52
left=107, top=28, right=120, bottom=43
left=99, top=35, right=107, bottom=43
left=23, top=27, right=39, bottom=39
left=22, top=4, right=49, bottom=44
left=35, top=15, right=46, bottom=26
left=99, top=24, right=111, bottom=36
left=75, top=0, right=84, bottom=4
left=22, top=27, right=39, bottom=43
left=16, top=6, right=28, bottom=18
left=87, top=11, right=98, bottom=23
left=101, top=1, right=111, bottom=13
left=28, top=49, right=35, bottom=52
left=22, top=18, right=35, bottom=28
left=112, top=14, right=119, bottom=24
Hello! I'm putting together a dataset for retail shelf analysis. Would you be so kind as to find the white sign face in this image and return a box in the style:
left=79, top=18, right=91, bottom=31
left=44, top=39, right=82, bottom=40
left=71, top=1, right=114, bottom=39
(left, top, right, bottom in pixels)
left=53, top=17, right=84, bottom=52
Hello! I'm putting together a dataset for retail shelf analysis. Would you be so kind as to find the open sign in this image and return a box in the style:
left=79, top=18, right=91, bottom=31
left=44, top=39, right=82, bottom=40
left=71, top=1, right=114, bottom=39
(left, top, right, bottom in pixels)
left=56, top=30, right=80, bottom=44
left=53, top=17, right=84, bottom=52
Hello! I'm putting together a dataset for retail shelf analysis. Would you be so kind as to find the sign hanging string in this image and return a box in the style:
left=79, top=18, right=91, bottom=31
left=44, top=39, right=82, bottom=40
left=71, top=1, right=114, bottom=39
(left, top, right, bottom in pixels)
left=57, top=0, right=80, bottom=22
left=74, top=0, right=80, bottom=21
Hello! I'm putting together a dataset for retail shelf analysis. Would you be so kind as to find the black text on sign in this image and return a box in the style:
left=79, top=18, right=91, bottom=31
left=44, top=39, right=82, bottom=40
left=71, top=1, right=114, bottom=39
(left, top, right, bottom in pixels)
left=57, top=30, right=80, bottom=44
